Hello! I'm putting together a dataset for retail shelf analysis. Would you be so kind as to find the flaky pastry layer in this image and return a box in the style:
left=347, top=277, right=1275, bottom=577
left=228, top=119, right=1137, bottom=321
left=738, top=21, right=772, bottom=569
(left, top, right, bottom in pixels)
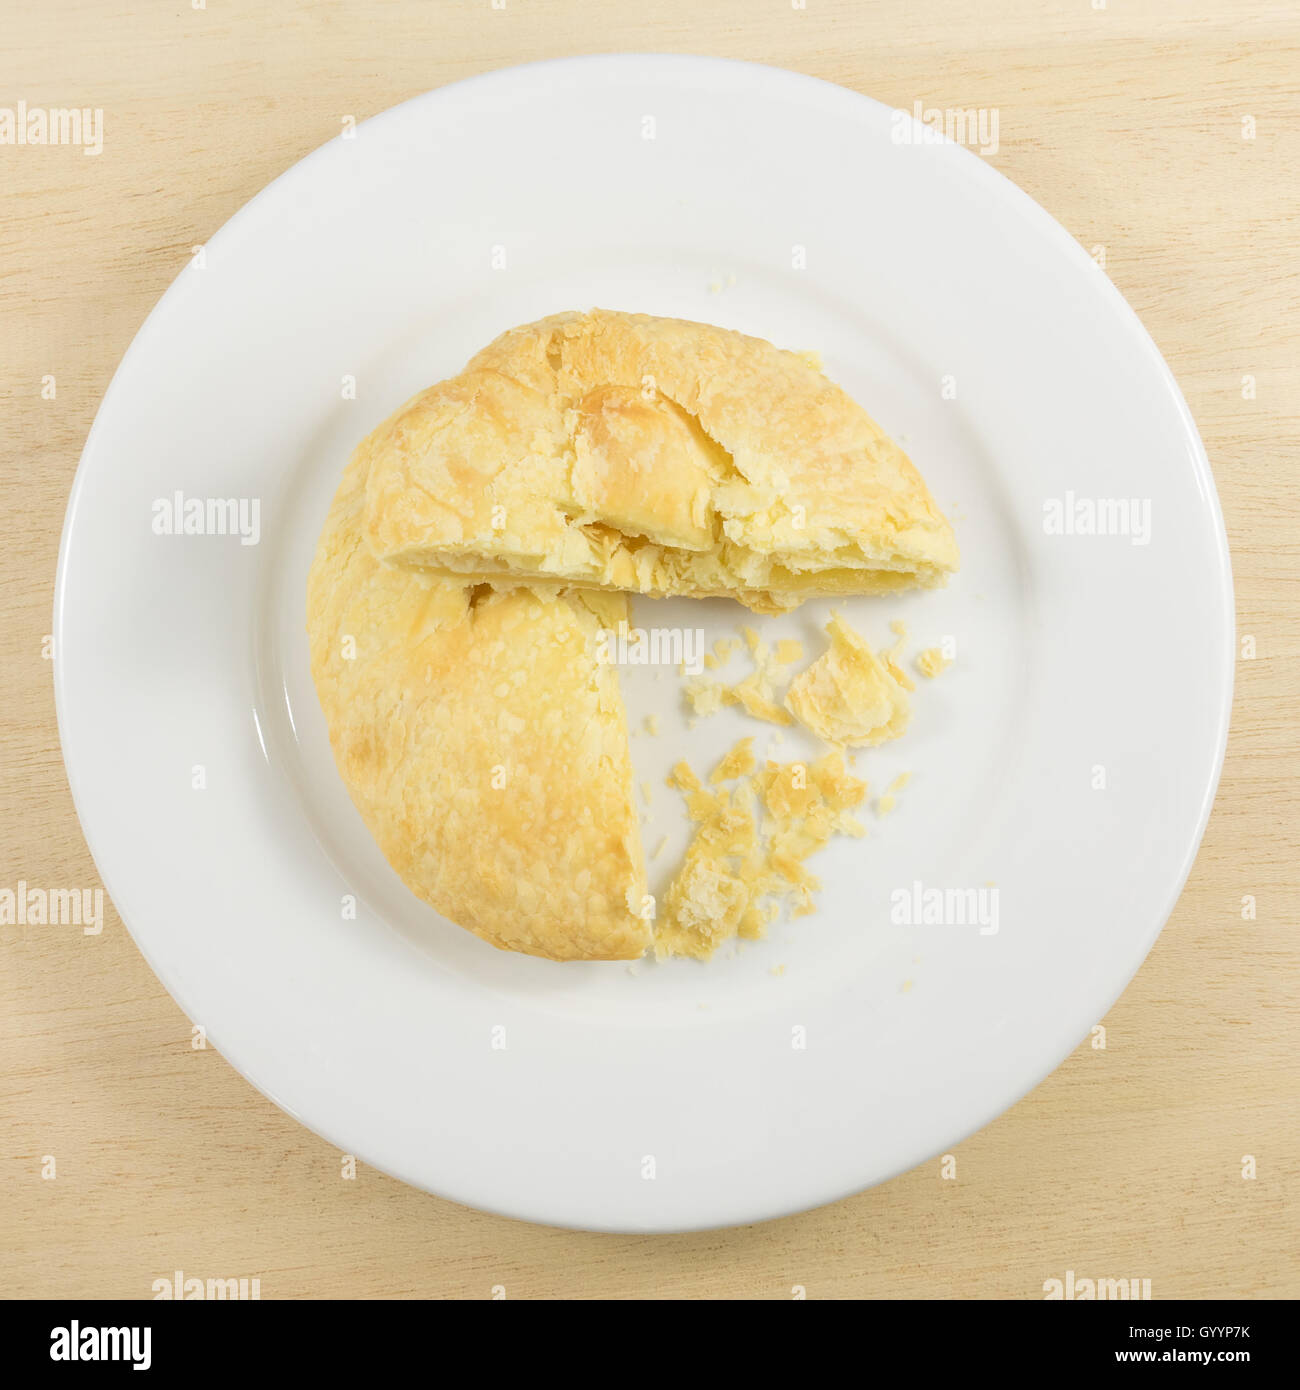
left=361, top=310, right=959, bottom=613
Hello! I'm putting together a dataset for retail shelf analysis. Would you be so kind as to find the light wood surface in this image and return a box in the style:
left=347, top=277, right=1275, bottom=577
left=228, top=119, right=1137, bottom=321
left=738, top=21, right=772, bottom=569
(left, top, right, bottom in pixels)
left=3, top=0, right=1297, bottom=1299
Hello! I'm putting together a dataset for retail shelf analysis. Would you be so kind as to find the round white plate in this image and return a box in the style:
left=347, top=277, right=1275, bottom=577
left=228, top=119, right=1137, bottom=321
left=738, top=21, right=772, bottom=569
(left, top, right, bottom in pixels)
left=56, top=55, right=1232, bottom=1232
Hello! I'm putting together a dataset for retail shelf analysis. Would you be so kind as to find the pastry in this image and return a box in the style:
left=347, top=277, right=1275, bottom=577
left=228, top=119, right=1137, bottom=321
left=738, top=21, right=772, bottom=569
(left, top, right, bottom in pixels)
left=361, top=310, right=958, bottom=614
left=308, top=311, right=958, bottom=962
left=307, top=455, right=650, bottom=961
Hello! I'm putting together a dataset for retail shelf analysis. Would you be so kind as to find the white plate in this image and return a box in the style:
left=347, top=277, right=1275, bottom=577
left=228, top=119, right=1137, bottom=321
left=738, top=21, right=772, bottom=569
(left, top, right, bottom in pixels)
left=56, top=55, right=1233, bottom=1232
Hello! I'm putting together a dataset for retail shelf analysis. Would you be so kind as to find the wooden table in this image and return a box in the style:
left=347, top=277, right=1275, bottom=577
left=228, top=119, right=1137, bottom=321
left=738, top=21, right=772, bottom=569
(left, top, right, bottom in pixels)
left=4, top=0, right=1297, bottom=1299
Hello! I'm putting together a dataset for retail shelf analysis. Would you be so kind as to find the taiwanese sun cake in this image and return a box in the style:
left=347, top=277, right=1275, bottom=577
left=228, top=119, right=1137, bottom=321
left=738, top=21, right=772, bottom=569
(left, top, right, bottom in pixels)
left=361, top=310, right=959, bottom=614
left=307, top=310, right=959, bottom=962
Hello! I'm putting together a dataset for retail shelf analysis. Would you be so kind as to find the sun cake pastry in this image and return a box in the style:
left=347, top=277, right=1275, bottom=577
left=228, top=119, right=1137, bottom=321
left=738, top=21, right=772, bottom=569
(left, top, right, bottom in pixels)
left=307, top=310, right=959, bottom=961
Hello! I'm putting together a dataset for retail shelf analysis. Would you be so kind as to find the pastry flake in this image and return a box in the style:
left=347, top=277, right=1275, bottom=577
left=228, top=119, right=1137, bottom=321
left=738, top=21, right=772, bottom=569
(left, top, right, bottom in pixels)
left=916, top=646, right=953, bottom=678
left=784, top=613, right=911, bottom=748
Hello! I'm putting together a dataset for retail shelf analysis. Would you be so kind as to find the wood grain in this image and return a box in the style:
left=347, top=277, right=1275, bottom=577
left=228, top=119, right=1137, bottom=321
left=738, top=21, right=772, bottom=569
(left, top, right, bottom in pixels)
left=2, top=0, right=1297, bottom=1299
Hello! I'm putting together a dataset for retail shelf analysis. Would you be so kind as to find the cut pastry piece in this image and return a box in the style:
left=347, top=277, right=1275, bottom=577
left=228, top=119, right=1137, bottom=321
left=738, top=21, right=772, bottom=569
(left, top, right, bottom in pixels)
left=307, top=456, right=649, bottom=962
left=784, top=613, right=911, bottom=748
left=362, top=310, right=959, bottom=614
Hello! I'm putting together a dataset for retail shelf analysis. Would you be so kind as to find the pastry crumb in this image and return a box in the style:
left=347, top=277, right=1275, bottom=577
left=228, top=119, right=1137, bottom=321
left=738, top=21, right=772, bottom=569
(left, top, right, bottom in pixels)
left=655, top=742, right=867, bottom=960
left=667, top=759, right=701, bottom=793
left=684, top=677, right=726, bottom=717
left=877, top=775, right=910, bottom=817
left=683, top=630, right=796, bottom=727
left=732, top=677, right=794, bottom=727
left=916, top=646, right=952, bottom=678
left=644, top=713, right=661, bottom=735
left=710, top=737, right=757, bottom=784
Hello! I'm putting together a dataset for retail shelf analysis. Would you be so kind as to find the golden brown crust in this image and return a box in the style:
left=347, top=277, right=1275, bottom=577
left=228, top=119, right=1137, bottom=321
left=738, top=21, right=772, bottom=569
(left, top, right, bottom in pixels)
left=307, top=455, right=650, bottom=962
left=362, top=310, right=959, bottom=612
